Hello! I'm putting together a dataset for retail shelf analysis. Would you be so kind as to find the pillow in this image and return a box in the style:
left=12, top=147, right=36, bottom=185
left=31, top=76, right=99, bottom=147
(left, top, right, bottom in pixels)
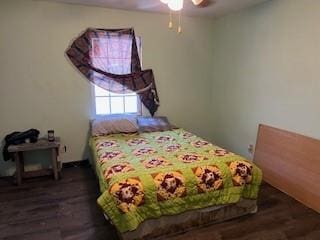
left=137, top=116, right=172, bottom=132
left=91, top=114, right=139, bottom=136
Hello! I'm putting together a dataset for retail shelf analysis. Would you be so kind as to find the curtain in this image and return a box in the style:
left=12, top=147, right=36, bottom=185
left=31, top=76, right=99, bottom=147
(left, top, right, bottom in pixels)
left=66, top=28, right=159, bottom=116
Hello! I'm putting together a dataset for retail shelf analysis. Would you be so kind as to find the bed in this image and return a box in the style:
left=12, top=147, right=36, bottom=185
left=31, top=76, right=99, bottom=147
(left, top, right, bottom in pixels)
left=89, top=128, right=262, bottom=239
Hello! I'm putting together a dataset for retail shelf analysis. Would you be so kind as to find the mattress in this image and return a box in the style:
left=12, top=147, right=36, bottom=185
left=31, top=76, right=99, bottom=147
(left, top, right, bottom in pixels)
left=89, top=129, right=262, bottom=234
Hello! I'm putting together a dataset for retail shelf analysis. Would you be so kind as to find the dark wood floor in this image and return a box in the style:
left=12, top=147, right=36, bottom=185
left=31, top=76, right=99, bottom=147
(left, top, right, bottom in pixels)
left=0, top=166, right=319, bottom=240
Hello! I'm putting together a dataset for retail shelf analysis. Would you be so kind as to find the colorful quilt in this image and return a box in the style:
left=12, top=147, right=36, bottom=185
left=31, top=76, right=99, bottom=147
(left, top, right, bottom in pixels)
left=90, top=129, right=262, bottom=233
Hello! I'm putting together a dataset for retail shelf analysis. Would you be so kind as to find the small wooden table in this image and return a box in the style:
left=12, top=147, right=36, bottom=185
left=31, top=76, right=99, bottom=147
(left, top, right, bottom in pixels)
left=8, top=138, right=61, bottom=185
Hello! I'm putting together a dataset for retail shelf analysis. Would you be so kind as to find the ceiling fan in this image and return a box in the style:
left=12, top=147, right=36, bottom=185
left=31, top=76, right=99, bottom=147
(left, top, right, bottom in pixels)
left=160, top=0, right=213, bottom=33
left=160, top=0, right=213, bottom=11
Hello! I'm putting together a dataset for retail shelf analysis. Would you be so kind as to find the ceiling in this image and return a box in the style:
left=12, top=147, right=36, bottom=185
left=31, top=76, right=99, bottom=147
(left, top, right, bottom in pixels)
left=46, top=0, right=268, bottom=17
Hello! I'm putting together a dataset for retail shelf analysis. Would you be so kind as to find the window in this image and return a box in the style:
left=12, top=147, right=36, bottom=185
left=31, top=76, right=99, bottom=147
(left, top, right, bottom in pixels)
left=92, top=36, right=142, bottom=115
left=94, top=85, right=140, bottom=115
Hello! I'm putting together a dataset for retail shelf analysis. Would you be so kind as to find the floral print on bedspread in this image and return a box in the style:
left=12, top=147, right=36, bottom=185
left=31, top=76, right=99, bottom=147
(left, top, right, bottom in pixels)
left=152, top=171, right=186, bottom=201
left=193, top=165, right=223, bottom=193
left=209, top=148, right=234, bottom=157
left=178, top=153, right=207, bottom=163
left=228, top=160, right=253, bottom=186
left=180, top=131, right=195, bottom=139
left=141, top=157, right=172, bottom=169
left=96, top=139, right=119, bottom=149
left=104, top=162, right=134, bottom=181
left=110, top=178, right=145, bottom=213
left=127, top=138, right=148, bottom=146
left=155, top=135, right=176, bottom=143
left=100, top=150, right=125, bottom=163
left=164, top=144, right=181, bottom=152
left=133, top=147, right=157, bottom=157
left=191, top=140, right=212, bottom=148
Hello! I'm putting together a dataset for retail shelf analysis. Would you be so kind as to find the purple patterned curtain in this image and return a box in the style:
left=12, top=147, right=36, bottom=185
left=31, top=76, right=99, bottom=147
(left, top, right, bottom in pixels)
left=66, top=28, right=159, bottom=116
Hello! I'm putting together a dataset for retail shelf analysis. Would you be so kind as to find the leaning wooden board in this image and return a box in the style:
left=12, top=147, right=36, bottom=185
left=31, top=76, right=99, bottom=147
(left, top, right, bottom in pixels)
left=254, top=124, right=320, bottom=213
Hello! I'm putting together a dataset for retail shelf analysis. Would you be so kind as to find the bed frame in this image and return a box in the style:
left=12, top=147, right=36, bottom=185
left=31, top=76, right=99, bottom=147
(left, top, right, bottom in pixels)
left=115, top=199, right=257, bottom=240
left=254, top=124, right=320, bottom=213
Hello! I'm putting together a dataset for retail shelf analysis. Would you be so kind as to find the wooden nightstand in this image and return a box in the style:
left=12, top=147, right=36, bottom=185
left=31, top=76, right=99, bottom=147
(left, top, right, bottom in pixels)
left=8, top=138, right=61, bottom=185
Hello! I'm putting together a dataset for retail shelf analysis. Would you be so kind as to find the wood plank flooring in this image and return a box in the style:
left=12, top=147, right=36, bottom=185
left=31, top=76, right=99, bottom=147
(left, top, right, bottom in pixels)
left=0, top=166, right=319, bottom=240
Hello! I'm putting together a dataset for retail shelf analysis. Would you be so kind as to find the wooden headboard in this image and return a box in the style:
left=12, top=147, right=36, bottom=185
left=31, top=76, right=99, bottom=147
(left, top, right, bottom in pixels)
left=254, top=124, right=320, bottom=213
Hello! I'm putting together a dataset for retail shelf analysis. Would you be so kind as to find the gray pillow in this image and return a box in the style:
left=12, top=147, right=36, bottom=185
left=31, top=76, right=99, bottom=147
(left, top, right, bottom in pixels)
left=91, top=114, right=139, bottom=136
left=137, top=116, right=172, bottom=132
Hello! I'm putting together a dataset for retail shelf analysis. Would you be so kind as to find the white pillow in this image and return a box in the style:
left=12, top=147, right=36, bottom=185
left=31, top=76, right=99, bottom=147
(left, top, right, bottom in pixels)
left=91, top=115, right=139, bottom=136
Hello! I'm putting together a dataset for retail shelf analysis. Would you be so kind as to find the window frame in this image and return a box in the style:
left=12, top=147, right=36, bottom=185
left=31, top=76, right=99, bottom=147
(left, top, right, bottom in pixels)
left=93, top=86, right=142, bottom=116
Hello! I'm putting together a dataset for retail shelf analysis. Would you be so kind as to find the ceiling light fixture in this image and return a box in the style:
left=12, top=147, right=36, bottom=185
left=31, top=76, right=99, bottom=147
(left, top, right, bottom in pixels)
left=161, top=0, right=184, bottom=12
left=161, top=0, right=184, bottom=33
left=168, top=0, right=184, bottom=11
left=160, top=0, right=207, bottom=33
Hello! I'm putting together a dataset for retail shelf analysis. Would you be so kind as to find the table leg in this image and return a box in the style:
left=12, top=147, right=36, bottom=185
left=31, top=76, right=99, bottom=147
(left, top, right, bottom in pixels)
left=51, top=148, right=59, bottom=180
left=19, top=152, right=25, bottom=177
left=14, top=152, right=22, bottom=185
left=56, top=148, right=62, bottom=178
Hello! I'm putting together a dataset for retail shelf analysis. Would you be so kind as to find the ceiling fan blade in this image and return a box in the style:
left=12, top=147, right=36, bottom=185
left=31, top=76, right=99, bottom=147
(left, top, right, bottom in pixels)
left=191, top=0, right=204, bottom=5
left=192, top=0, right=215, bottom=8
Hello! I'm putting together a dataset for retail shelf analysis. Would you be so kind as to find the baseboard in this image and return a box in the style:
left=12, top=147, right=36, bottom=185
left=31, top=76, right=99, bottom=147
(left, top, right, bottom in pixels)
left=0, top=159, right=91, bottom=180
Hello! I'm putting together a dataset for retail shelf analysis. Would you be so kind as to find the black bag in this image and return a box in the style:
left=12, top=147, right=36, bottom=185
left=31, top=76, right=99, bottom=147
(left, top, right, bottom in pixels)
left=2, top=129, right=40, bottom=161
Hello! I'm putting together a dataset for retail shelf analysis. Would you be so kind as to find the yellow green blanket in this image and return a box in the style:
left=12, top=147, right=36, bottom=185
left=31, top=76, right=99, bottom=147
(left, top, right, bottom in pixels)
left=90, top=129, right=262, bottom=233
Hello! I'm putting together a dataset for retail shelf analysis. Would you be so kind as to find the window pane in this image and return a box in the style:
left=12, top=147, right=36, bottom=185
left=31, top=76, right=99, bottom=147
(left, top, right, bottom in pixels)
left=95, top=85, right=110, bottom=96
left=124, top=96, right=138, bottom=113
left=110, top=97, right=124, bottom=114
left=95, top=97, right=110, bottom=115
left=125, top=93, right=136, bottom=96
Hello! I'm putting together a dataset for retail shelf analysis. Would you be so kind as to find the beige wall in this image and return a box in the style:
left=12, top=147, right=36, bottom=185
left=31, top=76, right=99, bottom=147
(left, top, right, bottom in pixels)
left=210, top=0, right=320, bottom=159
left=0, top=0, right=214, bottom=176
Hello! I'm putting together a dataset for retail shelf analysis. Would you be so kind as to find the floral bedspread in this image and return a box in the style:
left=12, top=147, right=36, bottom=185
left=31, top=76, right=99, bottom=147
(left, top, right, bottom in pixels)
left=90, top=129, right=262, bottom=233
